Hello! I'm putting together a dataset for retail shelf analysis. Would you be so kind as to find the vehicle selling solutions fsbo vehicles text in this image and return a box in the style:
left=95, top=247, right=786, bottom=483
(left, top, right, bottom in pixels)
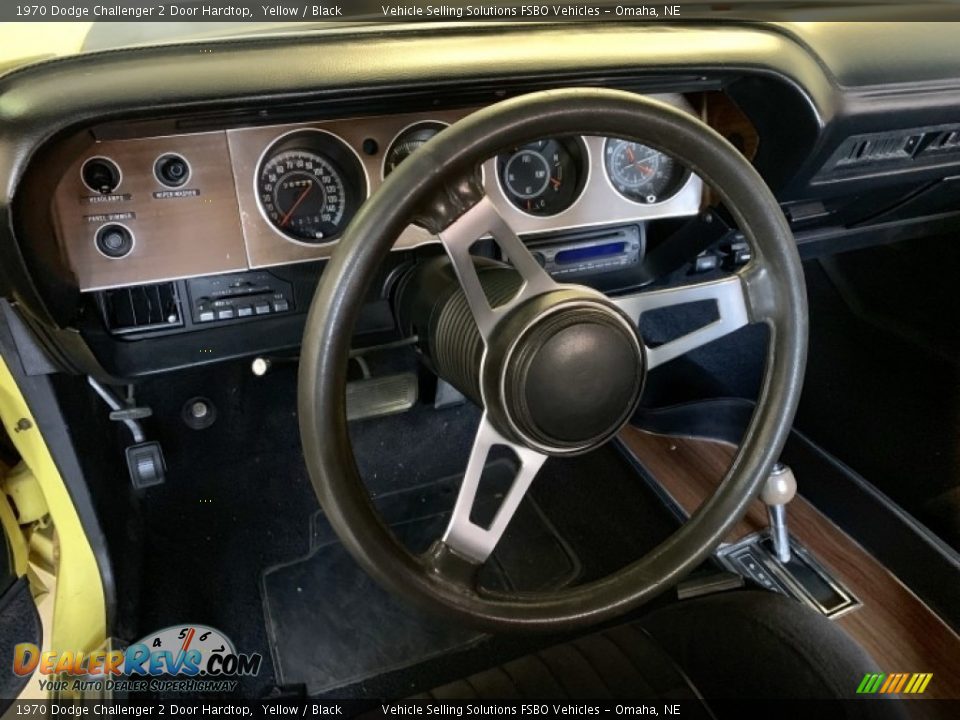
left=377, top=5, right=675, bottom=17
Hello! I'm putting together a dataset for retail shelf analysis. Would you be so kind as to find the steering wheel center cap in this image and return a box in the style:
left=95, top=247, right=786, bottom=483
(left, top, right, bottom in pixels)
left=489, top=293, right=646, bottom=455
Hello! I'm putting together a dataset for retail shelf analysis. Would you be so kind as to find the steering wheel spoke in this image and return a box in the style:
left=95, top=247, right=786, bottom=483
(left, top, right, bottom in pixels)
left=611, top=274, right=751, bottom=369
left=439, top=195, right=557, bottom=340
left=441, top=412, right=547, bottom=565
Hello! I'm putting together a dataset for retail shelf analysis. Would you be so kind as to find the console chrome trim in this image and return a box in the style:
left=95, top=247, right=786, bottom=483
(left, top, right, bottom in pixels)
left=718, top=531, right=862, bottom=620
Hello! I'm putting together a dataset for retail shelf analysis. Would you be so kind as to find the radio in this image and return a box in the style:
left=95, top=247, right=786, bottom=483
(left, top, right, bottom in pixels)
left=529, top=225, right=644, bottom=279
left=186, top=271, right=295, bottom=324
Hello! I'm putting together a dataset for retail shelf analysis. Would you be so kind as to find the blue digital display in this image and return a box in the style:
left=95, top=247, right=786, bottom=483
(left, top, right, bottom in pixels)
left=554, top=242, right=627, bottom=265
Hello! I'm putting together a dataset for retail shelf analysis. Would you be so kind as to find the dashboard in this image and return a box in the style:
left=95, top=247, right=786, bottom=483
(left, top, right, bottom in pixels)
left=4, top=21, right=960, bottom=380
left=54, top=96, right=701, bottom=293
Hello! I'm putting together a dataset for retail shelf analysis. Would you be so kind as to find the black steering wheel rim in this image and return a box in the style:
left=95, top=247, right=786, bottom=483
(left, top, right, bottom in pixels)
left=298, top=88, right=807, bottom=633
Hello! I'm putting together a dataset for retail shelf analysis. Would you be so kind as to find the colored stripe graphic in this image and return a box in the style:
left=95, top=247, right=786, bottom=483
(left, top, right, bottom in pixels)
left=856, top=673, right=885, bottom=694
left=856, top=674, right=875, bottom=694
left=857, top=672, right=932, bottom=694
left=905, top=673, right=933, bottom=694
left=879, top=674, right=896, bottom=693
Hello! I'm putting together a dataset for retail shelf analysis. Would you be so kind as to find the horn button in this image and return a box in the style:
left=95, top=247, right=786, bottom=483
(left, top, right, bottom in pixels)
left=486, top=293, right=645, bottom=455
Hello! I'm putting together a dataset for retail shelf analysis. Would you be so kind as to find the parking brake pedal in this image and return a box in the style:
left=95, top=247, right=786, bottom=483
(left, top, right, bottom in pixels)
left=346, top=373, right=418, bottom=422
left=88, top=377, right=166, bottom=489
left=124, top=442, right=166, bottom=489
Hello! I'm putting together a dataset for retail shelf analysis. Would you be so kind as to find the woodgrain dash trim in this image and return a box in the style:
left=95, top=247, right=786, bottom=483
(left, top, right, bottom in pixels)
left=618, top=426, right=960, bottom=699
left=53, top=131, right=247, bottom=292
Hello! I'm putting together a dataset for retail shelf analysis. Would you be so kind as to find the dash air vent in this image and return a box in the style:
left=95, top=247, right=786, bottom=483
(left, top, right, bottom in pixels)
left=98, top=282, right=183, bottom=335
left=921, top=128, right=960, bottom=154
left=817, top=124, right=960, bottom=183
left=836, top=132, right=922, bottom=167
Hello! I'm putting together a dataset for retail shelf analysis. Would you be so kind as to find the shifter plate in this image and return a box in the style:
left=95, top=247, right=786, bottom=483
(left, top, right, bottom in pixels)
left=718, top=531, right=861, bottom=618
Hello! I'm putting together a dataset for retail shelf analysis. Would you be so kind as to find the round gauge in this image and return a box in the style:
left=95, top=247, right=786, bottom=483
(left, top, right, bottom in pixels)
left=603, top=138, right=689, bottom=204
left=257, top=131, right=366, bottom=244
left=497, top=137, right=586, bottom=216
left=383, top=121, right=447, bottom=177
left=133, top=624, right=235, bottom=658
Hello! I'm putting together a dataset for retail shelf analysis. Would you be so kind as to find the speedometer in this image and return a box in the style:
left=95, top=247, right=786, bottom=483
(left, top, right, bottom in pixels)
left=603, top=139, right=688, bottom=204
left=256, top=130, right=366, bottom=244
left=259, top=151, right=346, bottom=242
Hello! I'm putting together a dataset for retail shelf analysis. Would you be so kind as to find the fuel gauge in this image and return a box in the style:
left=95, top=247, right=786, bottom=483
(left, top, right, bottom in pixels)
left=497, top=137, right=587, bottom=217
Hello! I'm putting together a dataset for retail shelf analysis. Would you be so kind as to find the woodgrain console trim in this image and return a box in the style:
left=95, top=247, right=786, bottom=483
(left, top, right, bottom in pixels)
left=618, top=427, right=960, bottom=699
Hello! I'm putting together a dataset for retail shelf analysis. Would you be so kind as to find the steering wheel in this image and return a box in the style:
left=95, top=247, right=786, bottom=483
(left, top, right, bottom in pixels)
left=298, top=88, right=807, bottom=632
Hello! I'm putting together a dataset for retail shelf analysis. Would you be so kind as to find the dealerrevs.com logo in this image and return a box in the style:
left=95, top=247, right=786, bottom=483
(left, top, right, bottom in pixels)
left=13, top=624, right=262, bottom=694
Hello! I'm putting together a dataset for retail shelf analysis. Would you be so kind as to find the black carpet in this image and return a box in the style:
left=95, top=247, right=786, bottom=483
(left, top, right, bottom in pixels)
left=113, top=352, right=680, bottom=698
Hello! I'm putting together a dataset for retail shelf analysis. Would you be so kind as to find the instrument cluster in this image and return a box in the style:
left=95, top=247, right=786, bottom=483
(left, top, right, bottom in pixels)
left=495, top=135, right=691, bottom=216
left=254, top=122, right=697, bottom=243
left=256, top=130, right=366, bottom=244
left=54, top=95, right=702, bottom=292
left=247, top=116, right=700, bottom=256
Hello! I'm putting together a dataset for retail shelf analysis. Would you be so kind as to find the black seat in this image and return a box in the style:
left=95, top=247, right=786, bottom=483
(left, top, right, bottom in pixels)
left=418, top=591, right=903, bottom=717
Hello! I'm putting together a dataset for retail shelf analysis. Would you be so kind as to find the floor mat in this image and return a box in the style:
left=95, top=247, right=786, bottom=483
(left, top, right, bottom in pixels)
left=262, top=460, right=581, bottom=694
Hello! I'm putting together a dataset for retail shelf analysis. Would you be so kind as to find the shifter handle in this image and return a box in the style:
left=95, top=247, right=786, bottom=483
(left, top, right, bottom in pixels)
left=761, top=463, right=797, bottom=506
left=761, top=463, right=797, bottom=564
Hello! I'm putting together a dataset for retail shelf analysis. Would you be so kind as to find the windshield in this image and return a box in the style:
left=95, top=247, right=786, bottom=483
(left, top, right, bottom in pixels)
left=0, top=21, right=329, bottom=69
left=1, top=2, right=958, bottom=72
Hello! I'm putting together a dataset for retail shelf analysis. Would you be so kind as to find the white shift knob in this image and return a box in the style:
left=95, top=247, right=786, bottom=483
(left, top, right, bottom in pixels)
left=761, top=464, right=797, bottom=507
